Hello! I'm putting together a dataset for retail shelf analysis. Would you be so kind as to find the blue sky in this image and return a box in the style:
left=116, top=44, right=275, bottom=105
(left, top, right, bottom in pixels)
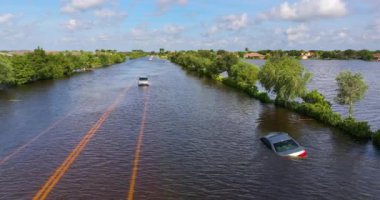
left=0, top=0, right=379, bottom=51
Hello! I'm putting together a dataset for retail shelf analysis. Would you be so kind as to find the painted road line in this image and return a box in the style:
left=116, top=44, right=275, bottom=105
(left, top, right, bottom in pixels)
left=0, top=111, right=73, bottom=166
left=127, top=91, right=149, bottom=200
left=0, top=93, right=111, bottom=166
left=33, top=85, right=132, bottom=200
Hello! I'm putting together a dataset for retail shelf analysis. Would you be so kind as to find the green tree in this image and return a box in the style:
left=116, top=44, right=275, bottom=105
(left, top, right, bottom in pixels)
left=213, top=52, right=238, bottom=74
left=11, top=55, right=36, bottom=85
left=343, top=49, right=356, bottom=59
left=230, top=61, right=259, bottom=87
left=27, top=47, right=49, bottom=80
left=259, top=56, right=312, bottom=101
left=0, top=55, right=13, bottom=85
left=335, top=71, right=368, bottom=118
left=159, top=48, right=165, bottom=55
left=357, top=49, right=373, bottom=61
left=302, top=90, right=329, bottom=105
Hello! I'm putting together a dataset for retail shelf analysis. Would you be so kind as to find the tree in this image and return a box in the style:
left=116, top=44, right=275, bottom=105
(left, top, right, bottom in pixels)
left=335, top=71, right=368, bottom=118
left=259, top=56, right=312, bottom=101
left=159, top=48, right=165, bottom=55
left=357, top=49, right=373, bottom=61
left=343, top=49, right=356, bottom=59
left=213, top=52, right=238, bottom=74
left=302, top=90, right=329, bottom=105
left=11, top=55, right=36, bottom=85
left=0, top=55, right=13, bottom=85
left=230, top=61, right=259, bottom=87
left=27, top=47, right=48, bottom=80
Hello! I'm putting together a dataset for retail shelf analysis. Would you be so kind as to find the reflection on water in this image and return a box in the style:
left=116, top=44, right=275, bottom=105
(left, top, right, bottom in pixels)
left=247, top=59, right=380, bottom=130
left=0, top=58, right=379, bottom=199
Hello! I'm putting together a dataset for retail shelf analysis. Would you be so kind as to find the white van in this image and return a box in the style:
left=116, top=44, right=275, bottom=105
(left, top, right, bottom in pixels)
left=138, top=76, right=149, bottom=86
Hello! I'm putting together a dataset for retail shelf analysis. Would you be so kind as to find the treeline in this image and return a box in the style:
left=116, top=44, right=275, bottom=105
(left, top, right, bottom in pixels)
left=126, top=50, right=149, bottom=60
left=125, top=49, right=171, bottom=60
left=252, top=49, right=378, bottom=61
left=0, top=48, right=126, bottom=86
left=169, top=50, right=380, bottom=147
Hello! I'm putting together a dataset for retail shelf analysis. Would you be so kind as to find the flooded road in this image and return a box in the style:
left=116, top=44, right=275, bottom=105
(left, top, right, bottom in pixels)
left=0, top=58, right=379, bottom=199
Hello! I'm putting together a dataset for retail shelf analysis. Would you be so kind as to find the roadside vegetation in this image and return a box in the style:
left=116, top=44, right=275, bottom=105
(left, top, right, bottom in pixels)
left=126, top=50, right=149, bottom=60
left=169, top=50, right=380, bottom=147
left=0, top=47, right=126, bottom=87
left=335, top=71, right=368, bottom=118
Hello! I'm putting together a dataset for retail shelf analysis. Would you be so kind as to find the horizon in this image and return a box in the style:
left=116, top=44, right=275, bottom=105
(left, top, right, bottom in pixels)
left=2, top=48, right=380, bottom=53
left=1, top=0, right=380, bottom=51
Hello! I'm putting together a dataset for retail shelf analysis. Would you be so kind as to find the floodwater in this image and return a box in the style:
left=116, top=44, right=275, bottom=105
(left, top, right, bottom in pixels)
left=247, top=59, right=380, bottom=130
left=0, top=58, right=379, bottom=199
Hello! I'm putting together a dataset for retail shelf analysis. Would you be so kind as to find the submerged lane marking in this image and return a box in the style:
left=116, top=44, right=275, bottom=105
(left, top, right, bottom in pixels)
left=33, top=85, right=132, bottom=200
left=0, top=111, right=73, bottom=166
left=127, top=90, right=149, bottom=200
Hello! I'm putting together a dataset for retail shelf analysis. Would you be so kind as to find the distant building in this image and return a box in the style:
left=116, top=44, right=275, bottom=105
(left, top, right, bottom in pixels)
left=244, top=52, right=265, bottom=59
left=373, top=53, right=380, bottom=61
left=301, top=52, right=315, bottom=60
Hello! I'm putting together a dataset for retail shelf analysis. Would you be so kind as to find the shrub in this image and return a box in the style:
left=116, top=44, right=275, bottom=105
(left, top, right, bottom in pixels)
left=300, top=103, right=342, bottom=126
left=256, top=92, right=272, bottom=103
left=215, top=75, right=224, bottom=82
left=373, top=130, right=380, bottom=147
left=170, top=51, right=374, bottom=143
left=302, top=90, right=331, bottom=107
left=338, top=118, right=372, bottom=140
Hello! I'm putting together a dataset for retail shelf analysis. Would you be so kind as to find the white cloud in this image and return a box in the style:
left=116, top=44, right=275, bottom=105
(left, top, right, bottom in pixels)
left=130, top=26, right=151, bottom=41
left=220, top=13, right=248, bottom=31
left=64, top=19, right=78, bottom=30
left=62, top=19, right=94, bottom=31
left=94, top=9, right=127, bottom=18
left=286, top=24, right=320, bottom=44
left=93, top=8, right=127, bottom=25
left=368, top=18, right=380, bottom=31
left=61, top=0, right=109, bottom=13
left=362, top=19, right=380, bottom=40
left=130, top=23, right=184, bottom=41
left=286, top=24, right=308, bottom=42
left=338, top=31, right=347, bottom=39
left=125, top=23, right=188, bottom=50
left=163, top=24, right=184, bottom=35
left=259, top=0, right=347, bottom=22
left=0, top=13, right=14, bottom=24
left=205, top=13, right=248, bottom=36
left=156, top=0, right=187, bottom=13
left=98, top=33, right=110, bottom=41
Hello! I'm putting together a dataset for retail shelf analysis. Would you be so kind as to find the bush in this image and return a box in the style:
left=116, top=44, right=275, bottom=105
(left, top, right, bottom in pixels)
left=256, top=92, right=272, bottom=103
left=373, top=130, right=380, bottom=147
left=221, top=78, right=272, bottom=103
left=338, top=118, right=372, bottom=140
left=299, top=103, right=342, bottom=126
left=302, top=90, right=331, bottom=107
left=170, top=51, right=375, bottom=143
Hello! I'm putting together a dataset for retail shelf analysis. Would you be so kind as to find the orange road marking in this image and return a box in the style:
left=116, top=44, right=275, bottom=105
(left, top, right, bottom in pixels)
left=127, top=92, right=149, bottom=200
left=33, top=85, right=132, bottom=200
left=0, top=112, right=73, bottom=166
